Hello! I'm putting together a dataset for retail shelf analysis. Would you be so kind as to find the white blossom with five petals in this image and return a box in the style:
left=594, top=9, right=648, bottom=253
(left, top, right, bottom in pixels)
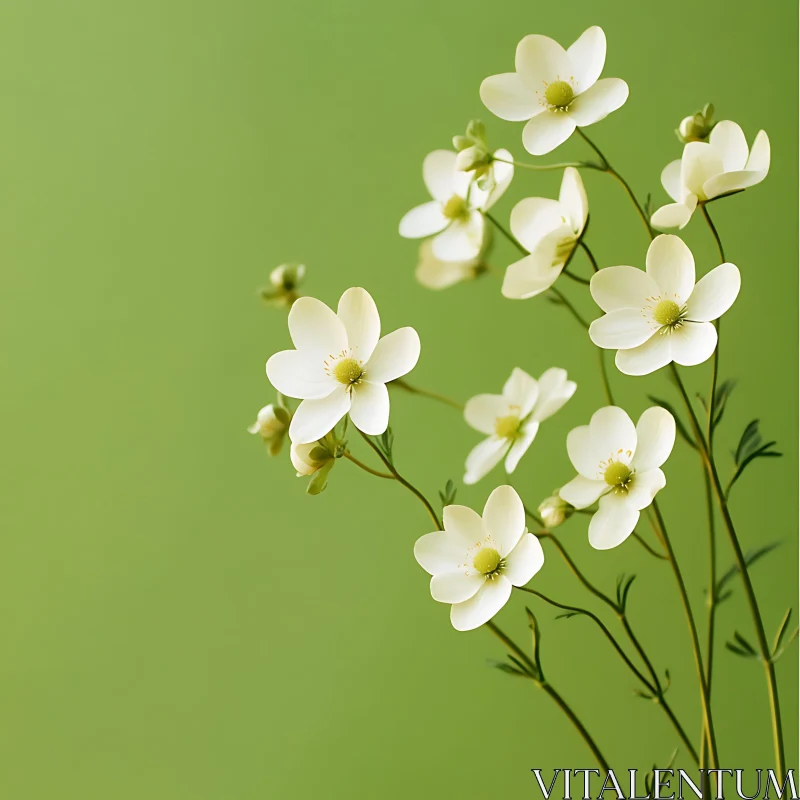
left=651, top=121, right=770, bottom=230
left=399, top=149, right=513, bottom=262
left=414, top=486, right=544, bottom=631
left=589, top=235, right=740, bottom=375
left=464, top=367, right=576, bottom=484
left=480, top=26, right=628, bottom=155
left=560, top=406, right=675, bottom=550
left=266, top=287, right=420, bottom=444
left=502, top=167, right=588, bottom=299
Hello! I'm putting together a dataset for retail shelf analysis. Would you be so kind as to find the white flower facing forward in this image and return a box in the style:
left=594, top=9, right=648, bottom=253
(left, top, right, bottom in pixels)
left=502, top=167, right=588, bottom=299
left=266, top=288, right=421, bottom=444
left=464, top=367, right=577, bottom=484
left=480, top=26, right=628, bottom=156
left=651, top=121, right=770, bottom=230
left=560, top=406, right=675, bottom=550
left=415, top=240, right=486, bottom=291
left=414, top=486, right=544, bottom=631
left=589, top=235, right=740, bottom=376
left=399, top=149, right=513, bottom=262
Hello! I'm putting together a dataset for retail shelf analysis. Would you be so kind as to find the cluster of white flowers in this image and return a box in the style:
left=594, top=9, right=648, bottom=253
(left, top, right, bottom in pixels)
left=252, top=24, right=769, bottom=639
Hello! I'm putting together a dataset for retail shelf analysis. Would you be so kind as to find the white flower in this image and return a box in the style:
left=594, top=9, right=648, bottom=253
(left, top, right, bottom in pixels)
left=502, top=167, right=588, bottom=299
left=589, top=235, right=740, bottom=376
left=480, top=26, right=628, bottom=156
left=651, top=121, right=770, bottom=230
left=560, top=406, right=675, bottom=550
left=463, top=367, right=576, bottom=484
left=266, top=287, right=421, bottom=444
left=399, top=149, right=513, bottom=262
left=248, top=403, right=290, bottom=455
left=291, top=440, right=331, bottom=476
left=415, top=240, right=485, bottom=290
left=414, top=486, right=545, bottom=631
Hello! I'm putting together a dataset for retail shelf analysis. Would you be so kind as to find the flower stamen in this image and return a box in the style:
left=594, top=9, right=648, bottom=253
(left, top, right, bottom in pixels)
left=544, top=80, right=575, bottom=110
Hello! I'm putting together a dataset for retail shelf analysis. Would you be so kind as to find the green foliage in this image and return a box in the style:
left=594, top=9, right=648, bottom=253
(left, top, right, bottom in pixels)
left=307, top=459, right=335, bottom=496
left=438, top=479, right=457, bottom=509
left=726, top=420, right=782, bottom=497
left=715, top=541, right=781, bottom=603
left=771, top=609, right=798, bottom=663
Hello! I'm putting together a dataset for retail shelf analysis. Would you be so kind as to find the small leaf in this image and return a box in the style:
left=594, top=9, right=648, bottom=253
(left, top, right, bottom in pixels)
left=647, top=396, right=697, bottom=449
left=556, top=611, right=582, bottom=620
left=725, top=641, right=757, bottom=659
left=772, top=609, right=793, bottom=656
left=733, top=631, right=757, bottom=655
left=634, top=688, right=654, bottom=700
left=306, top=459, right=334, bottom=495
left=268, top=437, right=284, bottom=457
left=735, top=419, right=762, bottom=464
left=712, top=379, right=738, bottom=429
left=715, top=541, right=781, bottom=599
left=488, top=660, right=528, bottom=678
left=526, top=607, right=544, bottom=679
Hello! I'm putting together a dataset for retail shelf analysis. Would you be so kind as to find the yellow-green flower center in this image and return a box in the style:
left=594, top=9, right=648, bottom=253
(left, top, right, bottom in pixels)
left=552, top=234, right=577, bottom=266
left=473, top=547, right=502, bottom=576
left=545, top=80, right=575, bottom=109
left=443, top=194, right=469, bottom=221
left=604, top=461, right=632, bottom=490
left=495, top=414, right=521, bottom=439
left=653, top=299, right=682, bottom=327
left=333, top=357, right=363, bottom=385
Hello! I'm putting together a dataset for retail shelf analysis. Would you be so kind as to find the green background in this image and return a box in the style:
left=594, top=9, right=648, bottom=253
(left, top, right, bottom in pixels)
left=1, top=1, right=796, bottom=797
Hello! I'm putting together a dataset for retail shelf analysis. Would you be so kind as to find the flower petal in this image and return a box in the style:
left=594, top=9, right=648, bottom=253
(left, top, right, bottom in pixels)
left=522, top=112, right=577, bottom=156
left=567, top=26, right=606, bottom=93
left=558, top=167, right=588, bottom=231
left=502, top=367, right=539, bottom=417
left=484, top=148, right=515, bottom=210
left=349, top=380, right=390, bottom=435
left=670, top=322, right=717, bottom=367
left=615, top=334, right=672, bottom=376
left=288, top=296, right=348, bottom=354
left=482, top=485, right=526, bottom=557
left=709, top=120, right=749, bottom=172
left=559, top=474, right=606, bottom=509
left=686, top=262, right=740, bottom=322
left=430, top=571, right=484, bottom=604
left=399, top=201, right=448, bottom=239
left=501, top=253, right=562, bottom=299
left=504, top=533, right=545, bottom=586
left=443, top=504, right=486, bottom=543
left=589, top=406, right=637, bottom=466
left=589, top=309, right=654, bottom=350
left=423, top=150, right=457, bottom=202
left=703, top=169, right=767, bottom=200
left=588, top=494, right=639, bottom=550
left=337, top=287, right=380, bottom=360
left=415, top=241, right=475, bottom=289
left=509, top=197, right=565, bottom=252
left=432, top=213, right=484, bottom=262
left=646, top=234, right=695, bottom=303
left=464, top=394, right=509, bottom=435
left=660, top=160, right=684, bottom=203
left=566, top=424, right=598, bottom=478
left=414, top=530, right=468, bottom=575
left=515, top=34, right=572, bottom=90
left=569, top=78, right=628, bottom=126
left=682, top=142, right=724, bottom=198
left=626, top=468, right=666, bottom=511
left=531, top=367, right=576, bottom=422
left=590, top=265, right=659, bottom=313
left=288, top=387, right=350, bottom=444
left=366, top=327, right=421, bottom=384
left=480, top=72, right=541, bottom=122
left=450, top=577, right=512, bottom=631
left=745, top=130, right=770, bottom=172
left=650, top=200, right=696, bottom=231
left=632, top=407, right=676, bottom=471
left=464, top=437, right=508, bottom=485
left=505, top=421, right=539, bottom=473
left=266, top=349, right=333, bottom=399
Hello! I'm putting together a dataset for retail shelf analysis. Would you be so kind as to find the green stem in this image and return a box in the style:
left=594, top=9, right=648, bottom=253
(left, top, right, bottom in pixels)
left=562, top=268, right=591, bottom=286
left=597, top=348, right=614, bottom=405
left=575, top=128, right=654, bottom=241
left=650, top=499, right=719, bottom=768
left=357, top=429, right=442, bottom=529
left=631, top=531, right=667, bottom=561
left=483, top=210, right=526, bottom=256
left=549, top=285, right=590, bottom=329
left=580, top=240, right=600, bottom=272
left=492, top=156, right=601, bottom=172
left=342, top=451, right=394, bottom=479
left=390, top=378, right=463, bottom=411
left=670, top=365, right=785, bottom=775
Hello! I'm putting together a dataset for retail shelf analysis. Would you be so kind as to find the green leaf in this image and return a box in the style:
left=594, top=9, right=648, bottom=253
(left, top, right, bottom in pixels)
left=726, top=421, right=782, bottom=497
left=647, top=395, right=697, bottom=449
left=488, top=660, right=527, bottom=678
left=615, top=573, right=636, bottom=612
left=732, top=630, right=757, bottom=655
left=711, top=378, right=737, bottom=429
left=772, top=609, right=794, bottom=656
left=725, top=641, right=758, bottom=659
left=715, top=541, right=781, bottom=600
left=734, top=419, right=763, bottom=464
left=268, top=436, right=284, bottom=457
left=525, top=607, right=544, bottom=680
left=438, top=479, right=457, bottom=508
left=306, top=459, right=334, bottom=495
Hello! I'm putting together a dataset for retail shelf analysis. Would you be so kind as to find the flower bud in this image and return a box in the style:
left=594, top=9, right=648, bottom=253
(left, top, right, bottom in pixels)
left=248, top=404, right=290, bottom=455
left=455, top=144, right=490, bottom=173
left=676, top=103, right=715, bottom=144
left=261, top=264, right=306, bottom=307
left=538, top=492, right=574, bottom=529
left=290, top=440, right=333, bottom=476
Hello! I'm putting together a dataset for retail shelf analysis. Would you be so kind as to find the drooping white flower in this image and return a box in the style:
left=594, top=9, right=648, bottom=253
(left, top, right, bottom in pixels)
left=480, top=26, right=628, bottom=156
left=266, top=287, right=420, bottom=444
left=248, top=403, right=290, bottom=455
left=651, top=121, right=770, bottom=230
left=502, top=167, right=588, bottom=299
left=560, top=406, right=675, bottom=550
left=415, top=240, right=486, bottom=290
left=589, top=235, right=740, bottom=376
left=399, top=149, right=513, bottom=262
left=414, top=485, right=544, bottom=631
left=464, top=367, right=576, bottom=484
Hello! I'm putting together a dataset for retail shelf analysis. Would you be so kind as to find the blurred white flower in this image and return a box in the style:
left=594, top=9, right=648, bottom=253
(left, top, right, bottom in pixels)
left=502, top=167, right=588, bottom=299
left=480, top=26, right=628, bottom=155
left=248, top=403, right=290, bottom=455
left=266, top=287, right=420, bottom=444
left=399, top=149, right=513, bottom=262
left=560, top=406, right=675, bottom=550
left=414, top=486, right=544, bottom=631
left=415, top=240, right=486, bottom=290
left=651, top=121, right=770, bottom=230
left=463, top=367, right=576, bottom=484
left=538, top=492, right=574, bottom=528
left=261, top=263, right=306, bottom=307
left=589, top=235, right=740, bottom=375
